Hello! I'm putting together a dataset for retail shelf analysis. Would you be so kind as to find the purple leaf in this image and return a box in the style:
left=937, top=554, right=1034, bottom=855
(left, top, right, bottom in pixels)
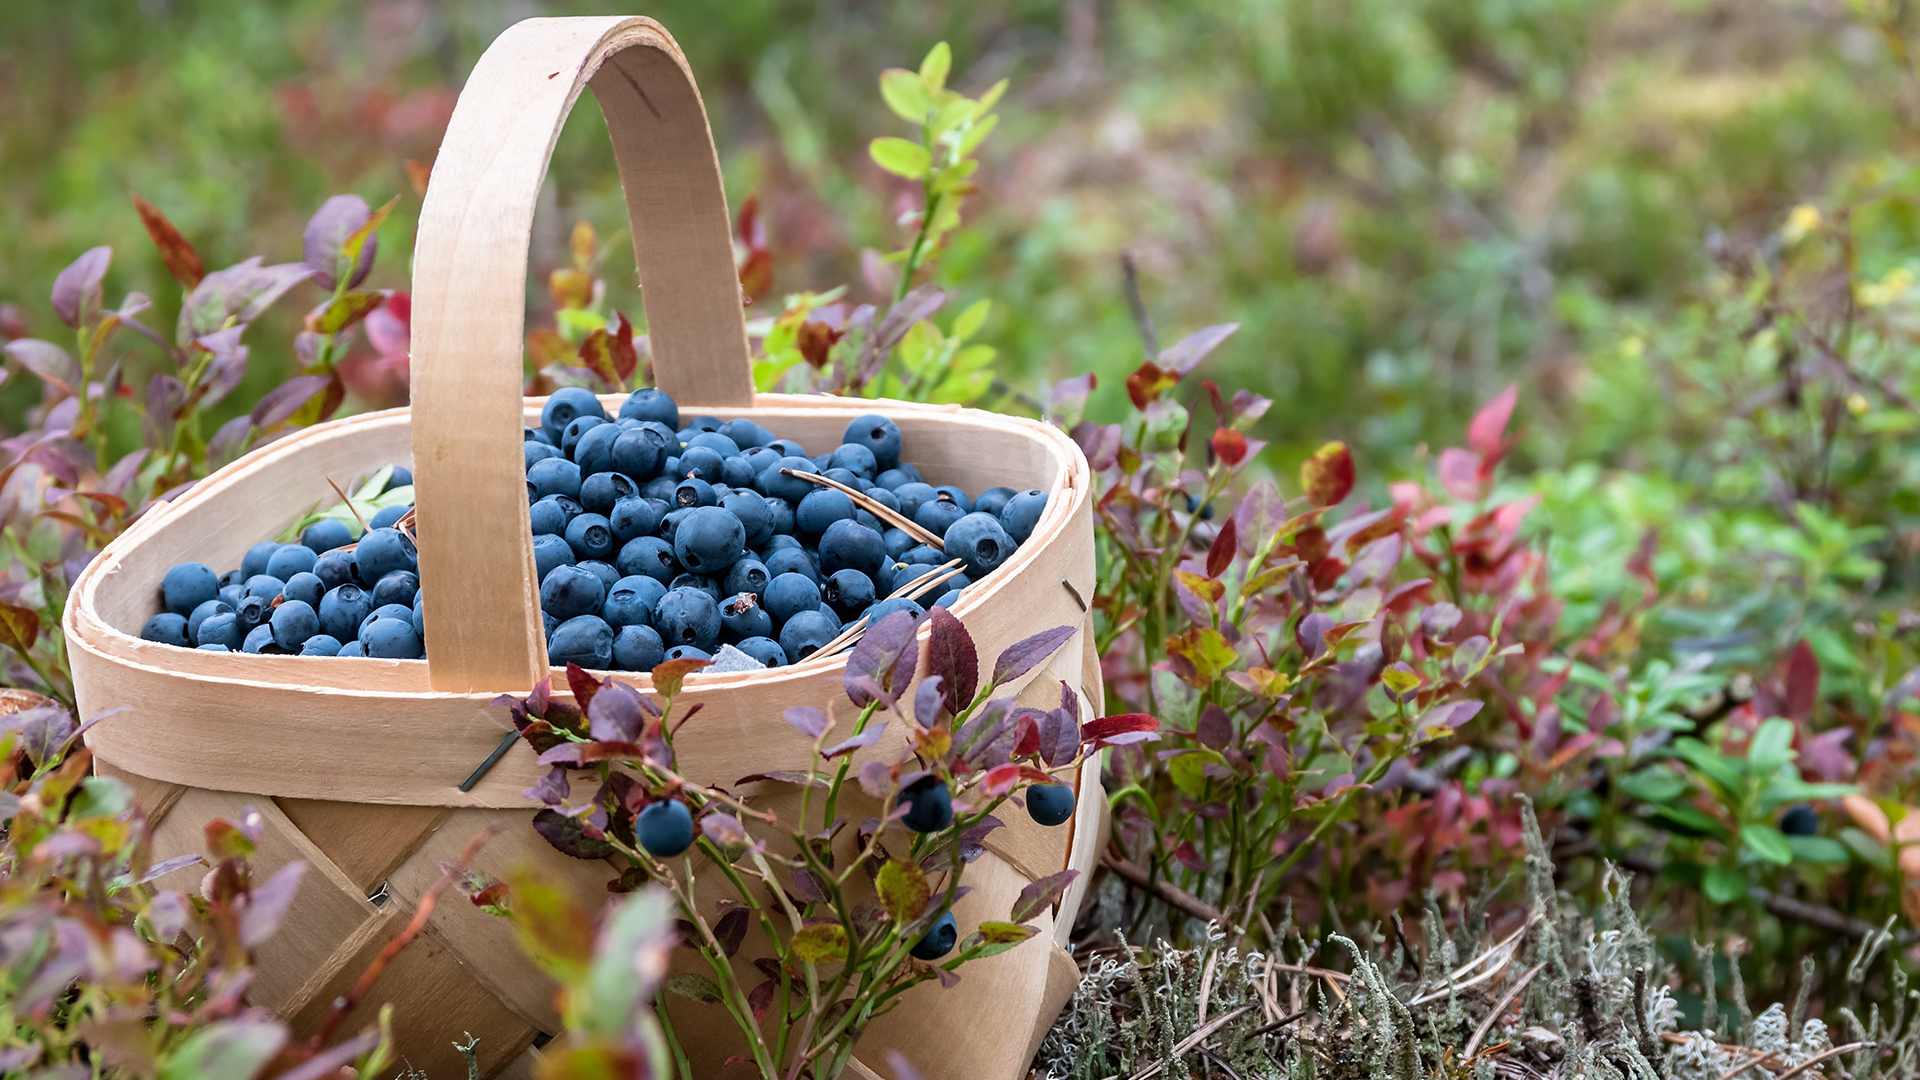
left=991, top=625, right=1075, bottom=687
left=1195, top=704, right=1234, bottom=750
left=145, top=891, right=190, bottom=940
left=178, top=258, right=314, bottom=345
left=958, top=814, right=1003, bottom=863
left=273, top=1029, right=381, bottom=1080
left=1232, top=478, right=1286, bottom=555
left=239, top=861, right=307, bottom=948
left=791, top=867, right=829, bottom=904
left=52, top=247, right=112, bottom=330
left=304, top=195, right=378, bottom=289
left=1159, top=323, right=1239, bottom=374
left=1047, top=373, right=1097, bottom=427
left=143, top=374, right=186, bottom=450
left=886, top=1051, right=931, bottom=1080
left=914, top=676, right=946, bottom=727
left=249, top=374, right=331, bottom=429
left=845, top=609, right=921, bottom=705
left=1011, top=869, right=1079, bottom=923
left=822, top=721, right=888, bottom=759
left=206, top=415, right=254, bottom=464
left=588, top=680, right=645, bottom=742
left=701, top=813, right=750, bottom=846
left=4, top=339, right=81, bottom=397
left=99, top=449, right=148, bottom=497
left=1421, top=602, right=1462, bottom=642
left=1417, top=701, right=1484, bottom=732
left=857, top=760, right=894, bottom=798
left=735, top=769, right=830, bottom=789
left=532, top=807, right=616, bottom=859
left=785, top=706, right=828, bottom=740
left=927, top=607, right=978, bottom=715
left=137, top=854, right=206, bottom=886
left=524, top=766, right=570, bottom=806
left=193, top=326, right=251, bottom=409
left=957, top=697, right=1018, bottom=767
left=841, top=674, right=891, bottom=710
left=2, top=705, right=75, bottom=771
left=1296, top=612, right=1334, bottom=660
left=875, top=285, right=947, bottom=354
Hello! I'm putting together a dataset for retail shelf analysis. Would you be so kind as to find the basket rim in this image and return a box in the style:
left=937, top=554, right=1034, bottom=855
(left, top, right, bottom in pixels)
left=67, top=392, right=1092, bottom=697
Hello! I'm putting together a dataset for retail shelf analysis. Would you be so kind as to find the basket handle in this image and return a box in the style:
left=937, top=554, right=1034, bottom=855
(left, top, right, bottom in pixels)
left=410, top=16, right=751, bottom=692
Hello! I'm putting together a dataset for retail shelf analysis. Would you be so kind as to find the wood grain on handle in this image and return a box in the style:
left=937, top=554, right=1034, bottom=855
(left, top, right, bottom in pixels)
left=410, top=17, right=752, bottom=692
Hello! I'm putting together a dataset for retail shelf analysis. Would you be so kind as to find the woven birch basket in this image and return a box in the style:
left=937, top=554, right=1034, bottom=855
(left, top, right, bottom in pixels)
left=66, top=15, right=1103, bottom=1080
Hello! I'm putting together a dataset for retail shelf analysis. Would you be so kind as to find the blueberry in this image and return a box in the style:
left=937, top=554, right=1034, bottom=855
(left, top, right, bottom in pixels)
left=161, top=562, right=219, bottom=616
left=197, top=644, right=232, bottom=652
left=613, top=623, right=665, bottom=670
left=1027, top=783, right=1075, bottom=827
left=823, top=467, right=867, bottom=491
left=302, top=518, right=354, bottom=554
left=686, top=431, right=742, bottom=457
left=723, top=558, right=770, bottom=600
left=819, top=520, right=887, bottom=581
left=242, top=624, right=284, bottom=654
left=283, top=572, right=326, bottom=608
left=765, top=573, right=823, bottom=625
left=655, top=587, right=721, bottom=650
left=619, top=387, right=679, bottom=428
left=865, top=597, right=927, bottom=625
left=723, top=491, right=774, bottom=549
left=544, top=612, right=559, bottom=639
left=613, top=427, right=668, bottom=481
left=677, top=446, right=726, bottom=486
left=743, top=446, right=782, bottom=474
left=658, top=507, right=691, bottom=547
left=580, top=471, right=638, bottom=515
left=665, top=644, right=712, bottom=662
left=637, top=800, right=695, bottom=856
left=854, top=509, right=883, bottom=534
left=892, top=482, right=936, bottom=519
left=338, top=640, right=367, bottom=657
left=758, top=457, right=821, bottom=504
left=686, top=414, right=725, bottom=433
left=900, top=544, right=943, bottom=566
left=368, top=504, right=410, bottom=531
left=673, top=476, right=717, bottom=508
left=526, top=441, right=563, bottom=468
left=529, top=496, right=574, bottom=536
left=1781, top=805, right=1819, bottom=836
left=778, top=608, right=840, bottom=662
left=527, top=457, right=583, bottom=501
left=270, top=600, right=320, bottom=651
left=973, top=486, right=1017, bottom=519
left=565, top=513, right=617, bottom=561
left=541, top=387, right=606, bottom=441
left=195, top=612, right=244, bottom=650
left=320, top=584, right=374, bottom=641
left=265, top=543, right=318, bottom=582
left=882, top=528, right=917, bottom=559
left=812, top=453, right=834, bottom=471
left=314, top=548, right=358, bottom=590
left=609, top=496, right=667, bottom=543
left=603, top=575, right=663, bottom=628
left=932, top=486, right=972, bottom=512
left=734, top=636, right=788, bottom=667
left=722, top=418, right=773, bottom=449
left=930, top=588, right=964, bottom=609
left=796, top=489, right=855, bottom=536
left=765, top=547, right=818, bottom=584
left=578, top=560, right=620, bottom=593
left=141, top=612, right=191, bottom=647
left=300, top=634, right=344, bottom=656
left=999, top=489, right=1048, bottom=543
left=360, top=603, right=415, bottom=639
left=766, top=438, right=807, bottom=459
left=765, top=533, right=804, bottom=553
left=561, top=414, right=607, bottom=458
left=910, top=911, right=957, bottom=960
left=616, top=536, right=680, bottom=584
left=219, top=568, right=245, bottom=589
left=362, top=617, right=425, bottom=659
left=244, top=574, right=286, bottom=602
left=944, top=513, right=1015, bottom=579
left=720, top=593, right=774, bottom=642
left=822, top=569, right=876, bottom=620
left=863, top=486, right=902, bottom=514
left=874, top=468, right=915, bottom=490
left=412, top=593, right=425, bottom=639
left=384, top=466, right=413, bottom=492
left=373, top=570, right=419, bottom=608
left=218, top=584, right=246, bottom=611
left=673, top=506, right=747, bottom=575
left=549, top=615, right=614, bottom=668
left=573, top=422, right=624, bottom=476
left=355, top=527, right=417, bottom=582
left=240, top=540, right=280, bottom=579
left=763, top=496, right=796, bottom=537
left=534, top=533, right=576, bottom=582
left=842, top=415, right=903, bottom=471
left=914, top=499, right=966, bottom=537
left=234, top=595, right=271, bottom=630
left=897, top=776, right=953, bottom=833
left=542, top=564, right=607, bottom=620
left=187, top=598, right=234, bottom=640
left=829, top=443, right=879, bottom=481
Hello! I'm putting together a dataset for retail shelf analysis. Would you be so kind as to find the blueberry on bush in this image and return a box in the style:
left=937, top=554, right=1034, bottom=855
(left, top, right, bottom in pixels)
left=637, top=800, right=694, bottom=857
left=911, top=911, right=957, bottom=960
left=1026, top=783, right=1075, bottom=826
left=897, top=776, right=953, bottom=833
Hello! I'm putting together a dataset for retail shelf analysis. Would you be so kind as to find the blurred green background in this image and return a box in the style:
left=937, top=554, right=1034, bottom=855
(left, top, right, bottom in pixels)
left=0, top=0, right=1911, bottom=470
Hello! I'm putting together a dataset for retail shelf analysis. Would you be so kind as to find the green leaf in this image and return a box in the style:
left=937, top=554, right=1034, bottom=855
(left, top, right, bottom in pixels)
left=1703, top=864, right=1748, bottom=904
left=919, top=42, right=952, bottom=90
left=160, top=1018, right=287, bottom=1080
left=792, top=923, right=849, bottom=965
left=870, top=137, right=931, bottom=180
left=70, top=776, right=132, bottom=820
left=974, top=78, right=1008, bottom=115
left=664, top=974, right=725, bottom=1004
left=880, top=69, right=932, bottom=122
left=579, top=889, right=675, bottom=1036
left=1742, top=822, right=1794, bottom=865
left=1670, top=737, right=1744, bottom=797
left=951, top=299, right=990, bottom=342
left=960, top=113, right=1000, bottom=156
left=876, top=860, right=930, bottom=924
left=1749, top=718, right=1796, bottom=772
left=1617, top=767, right=1688, bottom=804
left=0, top=601, right=41, bottom=653
left=1167, top=751, right=1221, bottom=799
left=1785, top=835, right=1850, bottom=864
left=1649, top=804, right=1730, bottom=841
left=961, top=920, right=1036, bottom=959
left=1840, top=827, right=1893, bottom=871
left=311, top=291, right=384, bottom=335
left=931, top=97, right=976, bottom=138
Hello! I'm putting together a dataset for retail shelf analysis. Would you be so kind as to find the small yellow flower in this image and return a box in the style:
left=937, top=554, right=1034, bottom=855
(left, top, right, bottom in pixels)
left=1849, top=393, right=1870, bottom=416
left=1782, top=203, right=1822, bottom=244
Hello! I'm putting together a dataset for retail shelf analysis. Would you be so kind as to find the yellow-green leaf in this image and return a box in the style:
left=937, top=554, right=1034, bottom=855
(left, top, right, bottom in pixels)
left=919, top=42, right=952, bottom=90
left=792, top=923, right=849, bottom=965
left=931, top=97, right=975, bottom=137
left=870, top=137, right=931, bottom=180
left=960, top=114, right=1000, bottom=156
left=880, top=69, right=931, bottom=122
left=975, top=78, right=1008, bottom=116
left=951, top=299, right=990, bottom=341
left=876, top=860, right=929, bottom=924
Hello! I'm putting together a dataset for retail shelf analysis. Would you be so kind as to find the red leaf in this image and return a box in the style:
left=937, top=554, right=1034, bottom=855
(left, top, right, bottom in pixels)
left=577, top=328, right=619, bottom=389
left=1783, top=640, right=1819, bottom=722
left=1466, top=384, right=1519, bottom=464
left=1125, top=361, right=1177, bottom=410
left=1299, top=442, right=1354, bottom=507
left=1436, top=447, right=1484, bottom=502
left=566, top=663, right=602, bottom=714
left=1210, top=427, right=1248, bottom=466
left=927, top=607, right=979, bottom=715
left=1081, top=713, right=1158, bottom=741
left=132, top=194, right=205, bottom=289
left=608, top=311, right=640, bottom=382
left=1207, top=519, right=1237, bottom=578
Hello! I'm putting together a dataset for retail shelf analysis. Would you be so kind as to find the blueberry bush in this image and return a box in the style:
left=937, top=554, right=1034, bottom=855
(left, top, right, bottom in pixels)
left=4, top=5, right=1920, bottom=1080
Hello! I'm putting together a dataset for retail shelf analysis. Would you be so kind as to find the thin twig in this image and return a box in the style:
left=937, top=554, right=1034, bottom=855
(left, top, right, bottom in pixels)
left=325, top=476, right=368, bottom=532
left=781, top=468, right=944, bottom=549
left=1121, top=251, right=1160, bottom=362
left=1464, top=962, right=1546, bottom=1058
left=1102, top=850, right=1236, bottom=931
left=1769, top=1042, right=1875, bottom=1080
left=1715, top=1048, right=1786, bottom=1080
left=1249, top=1008, right=1310, bottom=1038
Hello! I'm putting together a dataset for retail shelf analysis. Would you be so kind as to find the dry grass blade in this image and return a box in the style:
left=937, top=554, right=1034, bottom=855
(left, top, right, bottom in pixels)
left=814, top=616, right=869, bottom=659
left=1124, top=1002, right=1257, bottom=1080
left=782, top=467, right=944, bottom=549
left=1464, top=961, right=1546, bottom=1058
left=325, top=476, right=368, bottom=531
left=1715, top=1048, right=1784, bottom=1080
left=1406, top=944, right=1519, bottom=1006
left=897, top=561, right=965, bottom=601
left=1767, top=1042, right=1875, bottom=1080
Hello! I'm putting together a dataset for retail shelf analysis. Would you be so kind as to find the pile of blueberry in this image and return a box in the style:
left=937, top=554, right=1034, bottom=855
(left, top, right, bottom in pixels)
left=140, top=387, right=1049, bottom=671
